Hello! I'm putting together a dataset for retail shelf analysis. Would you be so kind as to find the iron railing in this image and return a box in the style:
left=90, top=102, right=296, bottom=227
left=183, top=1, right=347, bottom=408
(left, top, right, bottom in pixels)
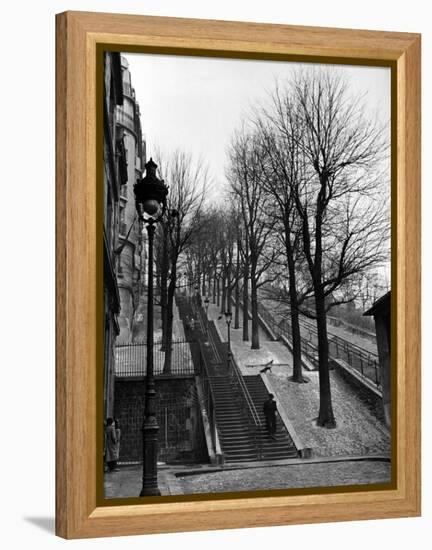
left=205, top=314, right=263, bottom=459
left=301, top=318, right=381, bottom=387
left=197, top=341, right=220, bottom=455
left=254, top=300, right=381, bottom=390
left=229, top=355, right=263, bottom=459
left=115, top=339, right=198, bottom=377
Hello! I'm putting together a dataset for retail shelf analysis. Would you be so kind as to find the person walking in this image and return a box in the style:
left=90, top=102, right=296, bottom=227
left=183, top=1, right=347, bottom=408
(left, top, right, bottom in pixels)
left=114, top=418, right=121, bottom=464
left=263, top=393, right=277, bottom=439
left=105, top=418, right=119, bottom=471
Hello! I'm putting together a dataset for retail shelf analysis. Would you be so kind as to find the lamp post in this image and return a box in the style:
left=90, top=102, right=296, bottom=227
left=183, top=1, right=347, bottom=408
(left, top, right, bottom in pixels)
left=224, top=310, right=233, bottom=371
left=134, top=158, right=168, bottom=497
left=204, top=297, right=210, bottom=337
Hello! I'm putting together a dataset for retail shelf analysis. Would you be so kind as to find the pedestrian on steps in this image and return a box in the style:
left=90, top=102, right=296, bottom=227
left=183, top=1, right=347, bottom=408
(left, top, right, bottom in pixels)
left=114, top=418, right=121, bottom=464
left=263, top=393, right=277, bottom=439
left=105, top=418, right=119, bottom=471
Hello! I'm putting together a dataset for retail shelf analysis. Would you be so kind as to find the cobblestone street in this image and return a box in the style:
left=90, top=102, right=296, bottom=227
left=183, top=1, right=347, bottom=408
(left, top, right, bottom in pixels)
left=104, top=457, right=391, bottom=498
left=177, top=460, right=391, bottom=495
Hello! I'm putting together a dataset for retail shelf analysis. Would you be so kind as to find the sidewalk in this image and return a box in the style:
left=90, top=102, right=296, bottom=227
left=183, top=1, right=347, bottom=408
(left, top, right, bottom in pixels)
left=104, top=463, right=189, bottom=498
left=104, top=456, right=391, bottom=498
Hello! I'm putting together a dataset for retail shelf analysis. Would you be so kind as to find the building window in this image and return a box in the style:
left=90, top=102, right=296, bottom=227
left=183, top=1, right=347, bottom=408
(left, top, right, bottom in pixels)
left=119, top=206, right=126, bottom=236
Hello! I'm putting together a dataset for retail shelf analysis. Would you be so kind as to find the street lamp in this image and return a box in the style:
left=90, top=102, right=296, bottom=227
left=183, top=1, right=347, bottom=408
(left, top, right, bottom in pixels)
left=224, top=310, right=233, bottom=370
left=134, top=157, right=168, bottom=497
left=204, top=297, right=210, bottom=337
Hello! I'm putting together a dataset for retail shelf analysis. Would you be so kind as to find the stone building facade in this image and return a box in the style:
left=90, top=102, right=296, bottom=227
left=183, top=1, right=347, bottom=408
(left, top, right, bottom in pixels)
left=103, top=52, right=127, bottom=417
left=115, top=55, right=147, bottom=343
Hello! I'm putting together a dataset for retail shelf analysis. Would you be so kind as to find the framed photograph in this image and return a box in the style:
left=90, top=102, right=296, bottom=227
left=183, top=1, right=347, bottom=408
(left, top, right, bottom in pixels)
left=56, top=11, right=421, bottom=539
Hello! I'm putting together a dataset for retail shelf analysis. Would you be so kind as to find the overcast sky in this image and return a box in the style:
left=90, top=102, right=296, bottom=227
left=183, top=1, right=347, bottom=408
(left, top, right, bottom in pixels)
left=124, top=52, right=390, bottom=199
left=123, top=53, right=391, bottom=287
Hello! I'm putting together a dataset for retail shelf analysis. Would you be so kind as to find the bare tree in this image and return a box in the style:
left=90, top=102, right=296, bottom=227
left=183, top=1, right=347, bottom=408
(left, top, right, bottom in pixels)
left=253, top=97, right=312, bottom=383
left=227, top=127, right=278, bottom=349
left=156, top=150, right=209, bottom=373
left=154, top=220, right=170, bottom=345
left=287, top=68, right=390, bottom=427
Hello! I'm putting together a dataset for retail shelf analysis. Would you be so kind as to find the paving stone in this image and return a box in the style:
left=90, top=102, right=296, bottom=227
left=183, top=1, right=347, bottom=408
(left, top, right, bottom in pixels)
left=104, top=460, right=391, bottom=498
left=177, top=460, right=391, bottom=494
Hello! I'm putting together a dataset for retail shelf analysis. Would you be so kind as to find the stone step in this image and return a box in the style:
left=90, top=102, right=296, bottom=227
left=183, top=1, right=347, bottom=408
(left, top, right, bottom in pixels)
left=222, top=441, right=255, bottom=451
left=218, top=430, right=251, bottom=437
left=261, top=443, right=296, bottom=450
left=216, top=417, right=245, bottom=422
left=217, top=425, right=249, bottom=431
left=219, top=437, right=254, bottom=444
left=223, top=454, right=258, bottom=461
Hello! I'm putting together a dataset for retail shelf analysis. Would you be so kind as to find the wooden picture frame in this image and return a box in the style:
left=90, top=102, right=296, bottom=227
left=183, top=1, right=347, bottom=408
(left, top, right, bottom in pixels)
left=55, top=11, right=421, bottom=539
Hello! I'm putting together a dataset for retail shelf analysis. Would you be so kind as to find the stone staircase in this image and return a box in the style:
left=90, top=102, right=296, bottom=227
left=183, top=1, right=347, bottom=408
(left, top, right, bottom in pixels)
left=210, top=376, right=260, bottom=463
left=176, top=294, right=298, bottom=464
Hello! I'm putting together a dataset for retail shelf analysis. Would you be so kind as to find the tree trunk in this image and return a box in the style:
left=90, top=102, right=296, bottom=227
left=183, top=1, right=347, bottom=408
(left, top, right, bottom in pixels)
left=196, top=270, right=201, bottom=293
left=234, top=280, right=240, bottom=330
left=242, top=266, right=249, bottom=341
left=216, top=277, right=220, bottom=307
left=251, top=273, right=260, bottom=350
left=289, top=293, right=304, bottom=383
left=208, top=269, right=212, bottom=298
left=202, top=271, right=206, bottom=296
left=212, top=272, right=217, bottom=303
left=163, top=274, right=176, bottom=374
left=160, top=233, right=169, bottom=350
left=315, top=285, right=336, bottom=427
left=313, top=186, right=336, bottom=427
left=286, top=240, right=306, bottom=383
left=220, top=275, right=226, bottom=314
left=234, top=245, right=240, bottom=329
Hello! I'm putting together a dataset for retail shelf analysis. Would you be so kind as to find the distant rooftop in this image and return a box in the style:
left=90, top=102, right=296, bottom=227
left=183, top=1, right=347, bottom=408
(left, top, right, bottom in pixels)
left=364, top=291, right=391, bottom=317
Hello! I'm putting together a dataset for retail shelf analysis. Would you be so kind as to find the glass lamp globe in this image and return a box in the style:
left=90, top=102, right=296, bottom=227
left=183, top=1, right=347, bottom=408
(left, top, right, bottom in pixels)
left=143, top=198, right=160, bottom=216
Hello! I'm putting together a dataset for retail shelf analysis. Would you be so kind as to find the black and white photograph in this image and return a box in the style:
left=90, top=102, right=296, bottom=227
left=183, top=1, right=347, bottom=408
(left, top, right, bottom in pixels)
left=103, top=51, right=391, bottom=500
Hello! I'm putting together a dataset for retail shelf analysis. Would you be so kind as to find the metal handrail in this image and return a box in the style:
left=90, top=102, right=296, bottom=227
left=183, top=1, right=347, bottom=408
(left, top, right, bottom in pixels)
left=228, top=357, right=263, bottom=459
left=197, top=341, right=220, bottom=453
left=204, top=307, right=263, bottom=459
left=114, top=338, right=197, bottom=377
left=231, top=358, right=261, bottom=427
left=235, top=294, right=380, bottom=387
left=301, top=317, right=378, bottom=358
left=257, top=300, right=381, bottom=388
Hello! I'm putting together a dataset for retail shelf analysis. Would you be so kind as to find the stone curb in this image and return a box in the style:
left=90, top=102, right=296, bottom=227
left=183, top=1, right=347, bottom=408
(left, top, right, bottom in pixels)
left=173, top=454, right=391, bottom=478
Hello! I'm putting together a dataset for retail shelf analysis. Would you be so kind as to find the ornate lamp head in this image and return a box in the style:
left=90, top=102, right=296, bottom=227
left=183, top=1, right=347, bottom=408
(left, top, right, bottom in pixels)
left=134, top=158, right=168, bottom=221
